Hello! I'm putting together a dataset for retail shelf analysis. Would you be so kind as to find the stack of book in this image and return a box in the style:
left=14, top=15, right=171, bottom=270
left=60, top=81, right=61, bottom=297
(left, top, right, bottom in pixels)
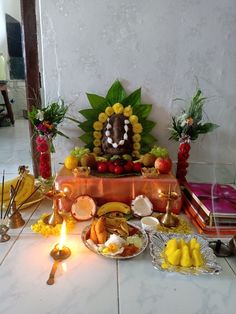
left=182, top=182, right=236, bottom=237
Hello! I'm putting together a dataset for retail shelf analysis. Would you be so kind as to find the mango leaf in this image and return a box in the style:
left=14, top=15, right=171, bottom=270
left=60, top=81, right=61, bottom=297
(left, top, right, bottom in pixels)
left=79, top=132, right=93, bottom=145
left=86, top=93, right=109, bottom=111
left=79, top=120, right=94, bottom=132
left=79, top=108, right=99, bottom=121
left=122, top=88, right=141, bottom=107
left=141, top=119, right=156, bottom=133
left=106, top=80, right=126, bottom=104
left=141, top=133, right=157, bottom=145
left=132, top=104, right=152, bottom=119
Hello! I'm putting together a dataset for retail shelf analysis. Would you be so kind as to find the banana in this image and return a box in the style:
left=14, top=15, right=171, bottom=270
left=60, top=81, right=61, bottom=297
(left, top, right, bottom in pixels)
left=14, top=174, right=35, bottom=205
left=0, top=173, right=35, bottom=206
left=97, top=202, right=131, bottom=217
left=0, top=175, right=21, bottom=202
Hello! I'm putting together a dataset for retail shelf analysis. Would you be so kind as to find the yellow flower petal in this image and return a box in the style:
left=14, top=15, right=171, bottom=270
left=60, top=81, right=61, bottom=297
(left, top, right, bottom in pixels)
left=98, top=112, right=108, bottom=123
left=132, top=134, right=141, bottom=143
left=93, top=139, right=101, bottom=147
left=133, top=123, right=143, bottom=134
left=133, top=142, right=141, bottom=150
left=132, top=150, right=140, bottom=158
left=105, top=106, right=114, bottom=116
left=129, top=115, right=139, bottom=124
left=93, top=147, right=102, bottom=155
left=93, top=121, right=103, bottom=131
left=93, top=131, right=102, bottom=139
left=112, top=103, right=124, bottom=114
left=123, top=105, right=133, bottom=117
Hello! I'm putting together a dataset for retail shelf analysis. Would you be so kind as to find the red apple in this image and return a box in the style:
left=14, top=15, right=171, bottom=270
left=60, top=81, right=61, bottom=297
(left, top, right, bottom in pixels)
left=124, top=160, right=134, bottom=172
left=97, top=161, right=108, bottom=173
left=133, top=162, right=142, bottom=173
left=114, top=165, right=123, bottom=175
left=154, top=157, right=172, bottom=174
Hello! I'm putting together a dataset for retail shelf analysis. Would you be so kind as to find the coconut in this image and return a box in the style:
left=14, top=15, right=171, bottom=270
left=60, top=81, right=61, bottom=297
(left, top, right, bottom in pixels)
left=131, top=195, right=153, bottom=217
left=71, top=195, right=96, bottom=221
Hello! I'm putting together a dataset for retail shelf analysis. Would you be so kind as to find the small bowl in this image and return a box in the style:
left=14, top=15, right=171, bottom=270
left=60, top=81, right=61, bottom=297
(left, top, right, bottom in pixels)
left=141, top=216, right=159, bottom=232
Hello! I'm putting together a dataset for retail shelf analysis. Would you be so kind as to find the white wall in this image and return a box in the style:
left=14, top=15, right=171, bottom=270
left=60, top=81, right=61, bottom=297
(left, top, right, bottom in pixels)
left=38, top=0, right=236, bottom=182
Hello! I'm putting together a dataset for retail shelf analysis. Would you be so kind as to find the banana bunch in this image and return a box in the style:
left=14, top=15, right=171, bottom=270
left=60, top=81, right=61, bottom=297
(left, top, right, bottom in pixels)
left=97, top=202, right=131, bottom=217
left=0, top=172, right=35, bottom=207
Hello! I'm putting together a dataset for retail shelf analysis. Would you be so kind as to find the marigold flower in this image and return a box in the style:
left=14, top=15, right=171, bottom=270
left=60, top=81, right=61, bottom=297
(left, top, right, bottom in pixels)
left=93, top=131, right=102, bottom=139
left=132, top=134, right=141, bottom=143
left=133, top=123, right=143, bottom=134
left=105, top=106, right=114, bottom=116
left=123, top=105, right=133, bottom=117
left=93, top=147, right=102, bottom=155
left=93, top=121, right=103, bottom=131
left=132, top=150, right=140, bottom=158
left=98, top=112, right=108, bottom=123
left=112, top=103, right=124, bottom=114
left=129, top=115, right=139, bottom=124
left=133, top=142, right=141, bottom=150
left=93, top=139, right=101, bottom=147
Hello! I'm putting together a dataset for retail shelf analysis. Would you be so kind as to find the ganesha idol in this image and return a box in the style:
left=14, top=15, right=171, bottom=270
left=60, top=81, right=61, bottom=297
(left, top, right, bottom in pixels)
left=102, top=114, right=133, bottom=156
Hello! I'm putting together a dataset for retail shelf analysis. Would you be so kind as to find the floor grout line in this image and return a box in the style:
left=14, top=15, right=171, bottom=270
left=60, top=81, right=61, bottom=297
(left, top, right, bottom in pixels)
left=116, top=260, right=120, bottom=314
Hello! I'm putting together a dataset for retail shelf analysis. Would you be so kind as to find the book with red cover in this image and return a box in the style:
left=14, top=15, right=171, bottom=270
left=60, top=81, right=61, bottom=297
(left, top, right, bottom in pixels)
left=183, top=182, right=236, bottom=227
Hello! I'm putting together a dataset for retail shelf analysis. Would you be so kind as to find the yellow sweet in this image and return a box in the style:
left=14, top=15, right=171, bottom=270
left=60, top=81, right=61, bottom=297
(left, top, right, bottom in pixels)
left=162, top=237, right=204, bottom=269
left=168, top=249, right=181, bottom=266
left=178, top=238, right=187, bottom=249
left=133, top=142, right=141, bottom=150
left=192, top=248, right=204, bottom=267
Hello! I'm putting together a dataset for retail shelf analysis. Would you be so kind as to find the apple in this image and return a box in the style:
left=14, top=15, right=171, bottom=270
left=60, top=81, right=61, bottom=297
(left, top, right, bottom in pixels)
left=154, top=157, right=172, bottom=174
left=133, top=162, right=142, bottom=173
left=124, top=160, right=133, bottom=172
left=97, top=162, right=108, bottom=173
left=114, top=165, right=123, bottom=175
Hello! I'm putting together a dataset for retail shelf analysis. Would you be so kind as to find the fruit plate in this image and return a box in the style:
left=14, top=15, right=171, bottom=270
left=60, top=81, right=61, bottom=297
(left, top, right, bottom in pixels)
left=81, top=222, right=148, bottom=260
left=149, top=232, right=222, bottom=275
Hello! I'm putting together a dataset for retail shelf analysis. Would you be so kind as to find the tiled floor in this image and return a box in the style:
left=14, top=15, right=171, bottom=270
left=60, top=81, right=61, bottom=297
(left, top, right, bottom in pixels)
left=0, top=119, right=32, bottom=177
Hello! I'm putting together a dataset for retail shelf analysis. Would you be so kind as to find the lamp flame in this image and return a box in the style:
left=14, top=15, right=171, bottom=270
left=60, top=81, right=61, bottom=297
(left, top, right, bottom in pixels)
left=58, top=220, right=67, bottom=251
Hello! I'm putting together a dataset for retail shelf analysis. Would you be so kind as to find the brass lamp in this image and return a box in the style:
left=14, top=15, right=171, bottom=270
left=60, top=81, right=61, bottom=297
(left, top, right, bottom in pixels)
left=158, top=185, right=180, bottom=228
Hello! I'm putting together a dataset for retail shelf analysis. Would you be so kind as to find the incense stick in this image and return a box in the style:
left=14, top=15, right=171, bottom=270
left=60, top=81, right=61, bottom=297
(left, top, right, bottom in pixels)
left=4, top=176, right=24, bottom=219
left=1, top=170, right=5, bottom=220
left=17, top=185, right=41, bottom=211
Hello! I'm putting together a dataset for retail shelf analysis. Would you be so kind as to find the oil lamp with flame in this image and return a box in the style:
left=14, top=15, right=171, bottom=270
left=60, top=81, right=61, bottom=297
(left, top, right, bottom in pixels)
left=47, top=220, right=71, bottom=285
left=158, top=185, right=180, bottom=228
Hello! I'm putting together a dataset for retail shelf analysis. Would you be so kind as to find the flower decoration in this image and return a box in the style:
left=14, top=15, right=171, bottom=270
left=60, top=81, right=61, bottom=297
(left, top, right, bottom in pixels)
left=169, top=89, right=219, bottom=142
left=77, top=80, right=157, bottom=156
left=28, top=99, right=69, bottom=179
left=169, top=89, right=219, bottom=184
left=28, top=99, right=69, bottom=143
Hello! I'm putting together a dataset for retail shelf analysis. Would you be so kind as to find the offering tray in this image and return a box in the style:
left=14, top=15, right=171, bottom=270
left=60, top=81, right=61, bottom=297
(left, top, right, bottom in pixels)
left=81, top=222, right=148, bottom=260
left=56, top=167, right=182, bottom=213
left=149, top=232, right=222, bottom=275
